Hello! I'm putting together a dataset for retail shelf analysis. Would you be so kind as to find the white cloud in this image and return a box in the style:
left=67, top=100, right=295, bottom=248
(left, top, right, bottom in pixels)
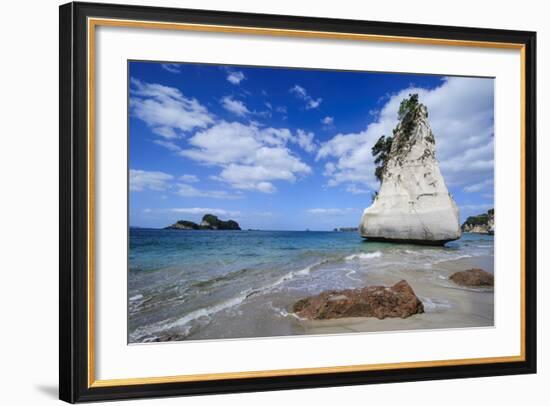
left=459, top=204, right=494, bottom=212
left=323, top=162, right=336, bottom=175
left=130, top=169, right=173, bottom=192
left=306, top=208, right=360, bottom=215
left=180, top=121, right=311, bottom=193
left=176, top=183, right=242, bottom=199
left=458, top=203, right=494, bottom=220
left=290, top=84, right=307, bottom=98
left=316, top=129, right=378, bottom=189
left=256, top=182, right=276, bottom=193
left=346, top=184, right=370, bottom=195
left=226, top=70, right=245, bottom=85
left=156, top=207, right=241, bottom=217
left=321, top=116, right=335, bottom=131
left=463, top=178, right=493, bottom=193
left=293, top=129, right=317, bottom=153
left=153, top=140, right=182, bottom=152
left=321, top=116, right=334, bottom=125
left=220, top=96, right=250, bottom=117
left=181, top=121, right=261, bottom=165
left=307, top=99, right=322, bottom=109
left=290, top=84, right=323, bottom=110
left=161, top=63, right=181, bottom=73
left=179, top=174, right=199, bottom=183
left=217, top=146, right=310, bottom=192
left=317, top=77, right=494, bottom=194
left=130, top=169, right=239, bottom=199
left=258, top=127, right=293, bottom=146
left=130, top=78, right=214, bottom=138
left=152, top=126, right=178, bottom=139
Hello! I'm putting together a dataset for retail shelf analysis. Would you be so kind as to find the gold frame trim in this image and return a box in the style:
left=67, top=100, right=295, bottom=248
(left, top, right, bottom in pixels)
left=87, top=17, right=527, bottom=388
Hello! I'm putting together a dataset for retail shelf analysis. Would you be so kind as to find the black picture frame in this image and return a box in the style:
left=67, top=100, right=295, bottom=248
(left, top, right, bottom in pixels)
left=59, top=1, right=537, bottom=403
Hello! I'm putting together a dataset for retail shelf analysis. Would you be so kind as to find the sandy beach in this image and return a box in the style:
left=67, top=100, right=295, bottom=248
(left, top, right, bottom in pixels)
left=148, top=254, right=494, bottom=342
left=129, top=230, right=494, bottom=343
left=298, top=255, right=494, bottom=336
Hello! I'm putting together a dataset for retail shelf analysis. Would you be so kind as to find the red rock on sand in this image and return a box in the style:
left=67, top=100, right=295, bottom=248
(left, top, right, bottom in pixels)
left=449, top=268, right=494, bottom=287
left=292, top=280, right=424, bottom=320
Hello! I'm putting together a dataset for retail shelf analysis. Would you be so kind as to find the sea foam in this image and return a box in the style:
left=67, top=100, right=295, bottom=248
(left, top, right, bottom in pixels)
left=130, top=259, right=330, bottom=342
left=345, top=251, right=382, bottom=261
left=130, top=289, right=252, bottom=342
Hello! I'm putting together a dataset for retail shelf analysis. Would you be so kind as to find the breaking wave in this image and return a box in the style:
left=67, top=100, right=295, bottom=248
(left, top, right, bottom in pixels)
left=130, top=258, right=332, bottom=342
left=345, top=251, right=382, bottom=261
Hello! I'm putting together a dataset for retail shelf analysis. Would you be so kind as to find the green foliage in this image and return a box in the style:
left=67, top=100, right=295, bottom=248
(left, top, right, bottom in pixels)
left=202, top=214, right=218, bottom=225
left=201, top=214, right=241, bottom=230
left=426, top=130, right=435, bottom=144
left=169, top=214, right=241, bottom=230
left=371, top=135, right=393, bottom=182
left=175, top=220, right=199, bottom=229
left=398, top=93, right=419, bottom=121
left=462, top=209, right=494, bottom=231
left=391, top=93, right=422, bottom=157
left=371, top=94, right=431, bottom=184
left=463, top=214, right=489, bottom=226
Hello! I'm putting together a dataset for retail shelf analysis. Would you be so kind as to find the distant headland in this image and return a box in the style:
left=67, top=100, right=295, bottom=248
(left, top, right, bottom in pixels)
left=165, top=214, right=241, bottom=231
left=333, top=227, right=359, bottom=232
left=461, top=209, right=494, bottom=235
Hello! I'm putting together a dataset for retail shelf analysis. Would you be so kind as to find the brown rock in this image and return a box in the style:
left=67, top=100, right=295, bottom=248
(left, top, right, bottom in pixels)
left=449, top=268, right=494, bottom=287
left=292, top=280, right=424, bottom=320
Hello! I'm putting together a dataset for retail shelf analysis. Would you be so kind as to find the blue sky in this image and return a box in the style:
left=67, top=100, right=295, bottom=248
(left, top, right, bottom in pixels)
left=129, top=61, right=494, bottom=230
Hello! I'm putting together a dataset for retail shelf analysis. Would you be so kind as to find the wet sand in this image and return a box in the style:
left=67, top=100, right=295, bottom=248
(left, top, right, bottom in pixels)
left=299, top=255, right=494, bottom=336
left=179, top=255, right=494, bottom=341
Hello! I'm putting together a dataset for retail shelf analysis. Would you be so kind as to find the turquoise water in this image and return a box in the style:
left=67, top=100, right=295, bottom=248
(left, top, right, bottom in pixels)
left=128, top=229, right=494, bottom=343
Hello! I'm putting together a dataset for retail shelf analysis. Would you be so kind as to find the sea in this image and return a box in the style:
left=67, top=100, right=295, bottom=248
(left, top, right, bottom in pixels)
left=128, top=229, right=494, bottom=343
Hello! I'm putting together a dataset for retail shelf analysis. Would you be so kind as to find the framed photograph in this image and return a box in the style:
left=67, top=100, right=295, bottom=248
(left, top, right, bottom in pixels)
left=59, top=2, right=536, bottom=403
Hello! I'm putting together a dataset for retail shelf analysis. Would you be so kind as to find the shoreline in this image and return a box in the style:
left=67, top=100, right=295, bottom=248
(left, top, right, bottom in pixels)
left=145, top=254, right=494, bottom=342
left=297, top=255, right=494, bottom=336
left=129, top=229, right=494, bottom=342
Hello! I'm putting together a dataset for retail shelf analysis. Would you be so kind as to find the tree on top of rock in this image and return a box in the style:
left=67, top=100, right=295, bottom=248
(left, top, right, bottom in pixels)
left=372, top=93, right=428, bottom=182
left=398, top=93, right=419, bottom=121
left=371, top=135, right=393, bottom=182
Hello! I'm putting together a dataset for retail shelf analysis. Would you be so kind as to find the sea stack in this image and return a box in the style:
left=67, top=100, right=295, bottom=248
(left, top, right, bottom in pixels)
left=359, top=94, right=461, bottom=245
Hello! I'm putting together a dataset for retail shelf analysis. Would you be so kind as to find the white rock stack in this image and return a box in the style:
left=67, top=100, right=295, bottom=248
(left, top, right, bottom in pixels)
left=359, top=95, right=461, bottom=245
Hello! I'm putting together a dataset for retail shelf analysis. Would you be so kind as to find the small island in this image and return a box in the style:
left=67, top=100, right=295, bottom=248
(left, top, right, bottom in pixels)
left=165, top=214, right=241, bottom=231
left=461, top=209, right=494, bottom=235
